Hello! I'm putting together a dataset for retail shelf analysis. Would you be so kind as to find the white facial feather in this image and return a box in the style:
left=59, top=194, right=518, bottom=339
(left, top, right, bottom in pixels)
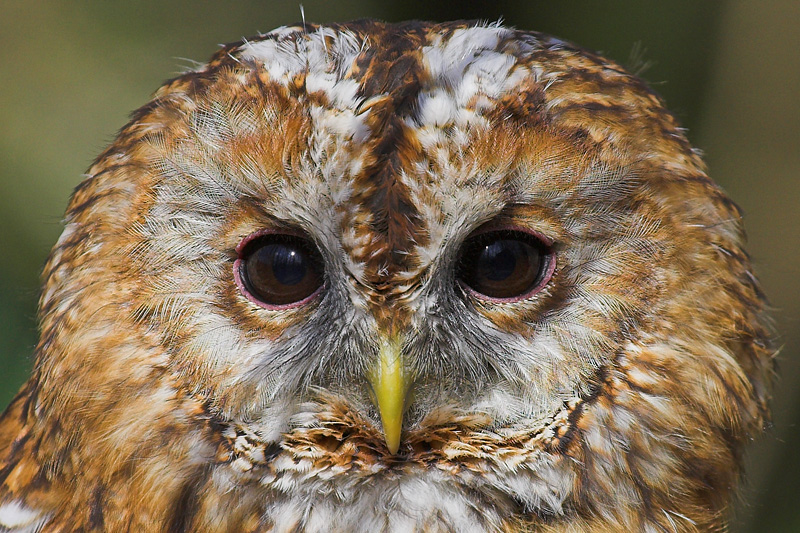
left=0, top=501, right=49, bottom=532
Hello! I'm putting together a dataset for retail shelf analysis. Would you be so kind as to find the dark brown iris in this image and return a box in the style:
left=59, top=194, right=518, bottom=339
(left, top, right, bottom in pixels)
left=237, top=234, right=323, bottom=307
left=457, top=230, right=553, bottom=300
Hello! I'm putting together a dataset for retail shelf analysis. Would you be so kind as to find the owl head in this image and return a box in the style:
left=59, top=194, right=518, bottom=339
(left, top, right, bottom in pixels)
left=22, top=20, right=771, bottom=531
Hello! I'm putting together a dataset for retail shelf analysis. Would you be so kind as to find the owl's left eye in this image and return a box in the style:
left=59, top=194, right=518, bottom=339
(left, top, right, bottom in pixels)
left=457, top=229, right=554, bottom=301
left=234, top=233, right=324, bottom=308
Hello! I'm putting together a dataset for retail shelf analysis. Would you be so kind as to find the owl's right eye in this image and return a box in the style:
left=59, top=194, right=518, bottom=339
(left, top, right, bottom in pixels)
left=234, top=233, right=324, bottom=308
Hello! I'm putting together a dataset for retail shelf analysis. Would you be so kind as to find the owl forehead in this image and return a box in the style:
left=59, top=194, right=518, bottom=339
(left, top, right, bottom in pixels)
left=236, top=21, right=535, bottom=125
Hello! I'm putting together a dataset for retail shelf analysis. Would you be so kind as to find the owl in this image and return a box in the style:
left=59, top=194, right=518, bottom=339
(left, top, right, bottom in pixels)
left=0, top=20, right=772, bottom=532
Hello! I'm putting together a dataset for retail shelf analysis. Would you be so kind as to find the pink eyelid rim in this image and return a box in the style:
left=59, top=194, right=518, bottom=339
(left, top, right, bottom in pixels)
left=233, top=229, right=323, bottom=310
left=459, top=224, right=557, bottom=304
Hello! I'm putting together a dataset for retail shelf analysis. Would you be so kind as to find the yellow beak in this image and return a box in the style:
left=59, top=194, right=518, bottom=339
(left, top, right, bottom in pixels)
left=368, top=334, right=407, bottom=454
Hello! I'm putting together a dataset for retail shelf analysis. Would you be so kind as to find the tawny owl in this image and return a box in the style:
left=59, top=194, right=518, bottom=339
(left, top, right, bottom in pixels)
left=0, top=20, right=772, bottom=532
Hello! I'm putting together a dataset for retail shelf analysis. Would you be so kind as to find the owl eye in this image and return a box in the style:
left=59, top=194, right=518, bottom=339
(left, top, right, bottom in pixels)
left=457, top=230, right=554, bottom=301
left=235, top=233, right=324, bottom=308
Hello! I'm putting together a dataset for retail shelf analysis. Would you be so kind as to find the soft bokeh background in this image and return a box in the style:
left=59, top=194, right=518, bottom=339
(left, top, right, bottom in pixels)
left=1, top=1, right=797, bottom=530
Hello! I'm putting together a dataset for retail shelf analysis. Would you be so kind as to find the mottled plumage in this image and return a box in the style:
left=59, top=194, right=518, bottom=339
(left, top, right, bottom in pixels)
left=0, top=20, right=772, bottom=532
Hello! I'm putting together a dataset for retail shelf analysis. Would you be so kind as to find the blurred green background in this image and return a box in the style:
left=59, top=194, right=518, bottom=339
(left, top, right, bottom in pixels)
left=1, top=1, right=797, bottom=530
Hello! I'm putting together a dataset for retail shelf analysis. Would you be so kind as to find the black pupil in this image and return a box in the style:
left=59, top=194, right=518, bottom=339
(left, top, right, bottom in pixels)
left=459, top=232, right=549, bottom=299
left=258, top=244, right=306, bottom=286
left=240, top=236, right=323, bottom=306
left=480, top=240, right=524, bottom=282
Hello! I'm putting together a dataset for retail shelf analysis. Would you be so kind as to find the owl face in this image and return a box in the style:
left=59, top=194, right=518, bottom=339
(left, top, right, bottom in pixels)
left=130, top=23, right=641, bottom=439
left=17, top=20, right=771, bottom=531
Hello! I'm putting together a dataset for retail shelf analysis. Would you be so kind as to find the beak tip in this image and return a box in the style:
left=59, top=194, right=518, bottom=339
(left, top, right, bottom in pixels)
left=384, top=432, right=401, bottom=455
